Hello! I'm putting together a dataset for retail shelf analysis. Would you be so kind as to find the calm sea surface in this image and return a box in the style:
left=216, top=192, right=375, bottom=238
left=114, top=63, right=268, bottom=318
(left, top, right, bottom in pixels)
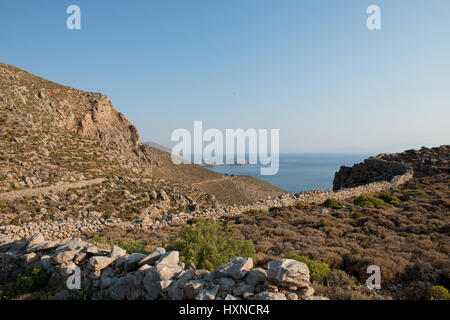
left=207, top=154, right=374, bottom=193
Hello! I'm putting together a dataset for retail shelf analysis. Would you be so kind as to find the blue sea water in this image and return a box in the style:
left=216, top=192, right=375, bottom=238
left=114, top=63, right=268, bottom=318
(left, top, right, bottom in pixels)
left=207, top=154, right=374, bottom=193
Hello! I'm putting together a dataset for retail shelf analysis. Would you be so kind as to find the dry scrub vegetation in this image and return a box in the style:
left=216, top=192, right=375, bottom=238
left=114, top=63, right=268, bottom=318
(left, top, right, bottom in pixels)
left=94, top=173, right=449, bottom=300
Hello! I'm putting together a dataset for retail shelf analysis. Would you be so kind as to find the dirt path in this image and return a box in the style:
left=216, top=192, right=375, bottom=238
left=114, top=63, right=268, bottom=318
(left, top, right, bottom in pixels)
left=0, top=178, right=106, bottom=201
left=191, top=177, right=232, bottom=186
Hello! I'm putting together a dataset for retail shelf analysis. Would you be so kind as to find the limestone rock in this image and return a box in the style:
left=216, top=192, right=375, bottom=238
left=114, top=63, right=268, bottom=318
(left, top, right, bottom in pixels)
left=267, top=259, right=310, bottom=288
left=217, top=257, right=253, bottom=280
left=109, top=246, right=127, bottom=259
left=245, top=267, right=268, bottom=286
left=253, top=291, right=287, bottom=300
left=88, top=256, right=115, bottom=272
left=138, top=247, right=165, bottom=266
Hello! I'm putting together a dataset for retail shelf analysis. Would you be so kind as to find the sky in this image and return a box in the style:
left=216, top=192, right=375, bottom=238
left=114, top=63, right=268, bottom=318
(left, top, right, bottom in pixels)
left=0, top=0, right=449, bottom=153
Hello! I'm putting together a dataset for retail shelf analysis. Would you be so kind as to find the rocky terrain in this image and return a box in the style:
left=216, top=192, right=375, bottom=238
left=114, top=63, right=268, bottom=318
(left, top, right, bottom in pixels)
left=0, top=63, right=448, bottom=300
left=0, top=234, right=321, bottom=300
left=0, top=62, right=283, bottom=205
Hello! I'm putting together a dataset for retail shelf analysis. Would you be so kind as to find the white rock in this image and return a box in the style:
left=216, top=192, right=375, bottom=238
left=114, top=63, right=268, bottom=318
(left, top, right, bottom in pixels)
left=253, top=291, right=287, bottom=300
left=88, top=256, right=115, bottom=271
left=155, top=251, right=179, bottom=266
left=217, top=257, right=253, bottom=280
left=267, top=259, right=310, bottom=287
left=138, top=247, right=165, bottom=266
left=109, top=246, right=127, bottom=259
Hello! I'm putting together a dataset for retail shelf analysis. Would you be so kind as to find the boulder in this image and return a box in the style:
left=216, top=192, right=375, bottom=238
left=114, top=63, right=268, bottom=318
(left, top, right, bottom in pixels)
left=143, top=268, right=161, bottom=299
left=196, top=284, right=220, bottom=300
left=53, top=251, right=76, bottom=265
left=155, top=251, right=179, bottom=266
left=253, top=291, right=287, bottom=300
left=216, top=277, right=235, bottom=292
left=124, top=253, right=147, bottom=271
left=245, top=267, right=268, bottom=286
left=109, top=278, right=126, bottom=300
left=25, top=233, right=44, bottom=252
left=183, top=281, right=203, bottom=300
left=232, top=283, right=254, bottom=297
left=88, top=256, right=115, bottom=272
left=167, top=270, right=194, bottom=300
left=138, top=247, right=165, bottom=266
left=109, top=246, right=127, bottom=259
left=154, top=261, right=183, bottom=281
left=306, top=296, right=330, bottom=300
left=225, top=294, right=242, bottom=300
left=267, top=259, right=310, bottom=288
left=217, top=257, right=253, bottom=280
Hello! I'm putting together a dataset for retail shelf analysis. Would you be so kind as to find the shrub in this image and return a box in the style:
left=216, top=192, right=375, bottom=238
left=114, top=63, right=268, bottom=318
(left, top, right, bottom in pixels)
left=377, top=193, right=401, bottom=204
left=410, top=191, right=429, bottom=197
left=296, top=202, right=305, bottom=209
left=285, top=252, right=330, bottom=282
left=428, top=285, right=450, bottom=300
left=325, top=270, right=356, bottom=288
left=3, top=267, right=52, bottom=299
left=167, top=219, right=255, bottom=271
left=243, top=209, right=268, bottom=217
left=353, top=195, right=385, bottom=207
left=323, top=198, right=339, bottom=209
left=320, top=221, right=336, bottom=228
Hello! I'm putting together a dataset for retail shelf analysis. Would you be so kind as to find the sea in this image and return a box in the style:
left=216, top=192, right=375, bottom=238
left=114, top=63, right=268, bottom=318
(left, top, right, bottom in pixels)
left=206, top=154, right=375, bottom=194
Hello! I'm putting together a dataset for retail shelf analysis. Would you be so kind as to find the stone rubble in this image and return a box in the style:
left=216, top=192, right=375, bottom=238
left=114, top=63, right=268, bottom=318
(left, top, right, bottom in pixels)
left=0, top=233, right=323, bottom=300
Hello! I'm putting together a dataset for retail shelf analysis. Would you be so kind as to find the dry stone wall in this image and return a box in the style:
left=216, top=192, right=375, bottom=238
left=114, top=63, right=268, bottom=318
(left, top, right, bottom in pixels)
left=0, top=234, right=322, bottom=300
left=0, top=157, right=414, bottom=238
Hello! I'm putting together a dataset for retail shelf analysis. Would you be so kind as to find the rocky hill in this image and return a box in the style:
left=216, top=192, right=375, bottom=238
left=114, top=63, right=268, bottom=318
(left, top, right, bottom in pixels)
left=0, top=62, right=448, bottom=301
left=0, top=62, right=283, bottom=215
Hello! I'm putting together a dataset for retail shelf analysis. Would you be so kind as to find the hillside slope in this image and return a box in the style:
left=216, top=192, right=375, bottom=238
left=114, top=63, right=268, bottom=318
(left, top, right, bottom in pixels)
left=0, top=62, right=283, bottom=210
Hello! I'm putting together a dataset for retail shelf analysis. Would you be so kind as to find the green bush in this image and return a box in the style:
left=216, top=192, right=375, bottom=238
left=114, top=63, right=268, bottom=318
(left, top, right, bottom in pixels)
left=353, top=195, right=385, bottom=207
left=428, top=285, right=450, bottom=300
left=320, top=221, right=336, bottom=228
left=377, top=193, right=400, bottom=204
left=323, top=198, right=339, bottom=209
left=285, top=252, right=330, bottom=282
left=243, top=209, right=268, bottom=216
left=3, top=267, right=52, bottom=299
left=167, top=219, right=255, bottom=271
left=410, top=191, right=429, bottom=197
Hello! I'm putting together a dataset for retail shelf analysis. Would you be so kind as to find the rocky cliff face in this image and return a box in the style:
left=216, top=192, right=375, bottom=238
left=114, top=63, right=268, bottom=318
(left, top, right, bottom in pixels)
left=0, top=63, right=151, bottom=176
left=333, top=159, right=412, bottom=191
left=332, top=146, right=449, bottom=191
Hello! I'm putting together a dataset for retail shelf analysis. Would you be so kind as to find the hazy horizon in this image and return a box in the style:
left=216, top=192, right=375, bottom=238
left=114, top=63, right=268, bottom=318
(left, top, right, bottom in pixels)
left=1, top=0, right=449, bottom=153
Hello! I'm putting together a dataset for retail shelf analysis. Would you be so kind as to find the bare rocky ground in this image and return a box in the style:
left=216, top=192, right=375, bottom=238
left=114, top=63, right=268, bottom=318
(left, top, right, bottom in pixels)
left=0, top=62, right=448, bottom=300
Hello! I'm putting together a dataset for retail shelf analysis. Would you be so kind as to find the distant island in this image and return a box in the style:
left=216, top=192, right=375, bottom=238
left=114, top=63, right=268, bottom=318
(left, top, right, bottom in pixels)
left=202, top=158, right=249, bottom=166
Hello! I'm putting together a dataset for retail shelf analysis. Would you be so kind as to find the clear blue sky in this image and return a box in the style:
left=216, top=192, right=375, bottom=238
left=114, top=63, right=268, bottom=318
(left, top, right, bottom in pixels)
left=1, top=0, right=449, bottom=153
